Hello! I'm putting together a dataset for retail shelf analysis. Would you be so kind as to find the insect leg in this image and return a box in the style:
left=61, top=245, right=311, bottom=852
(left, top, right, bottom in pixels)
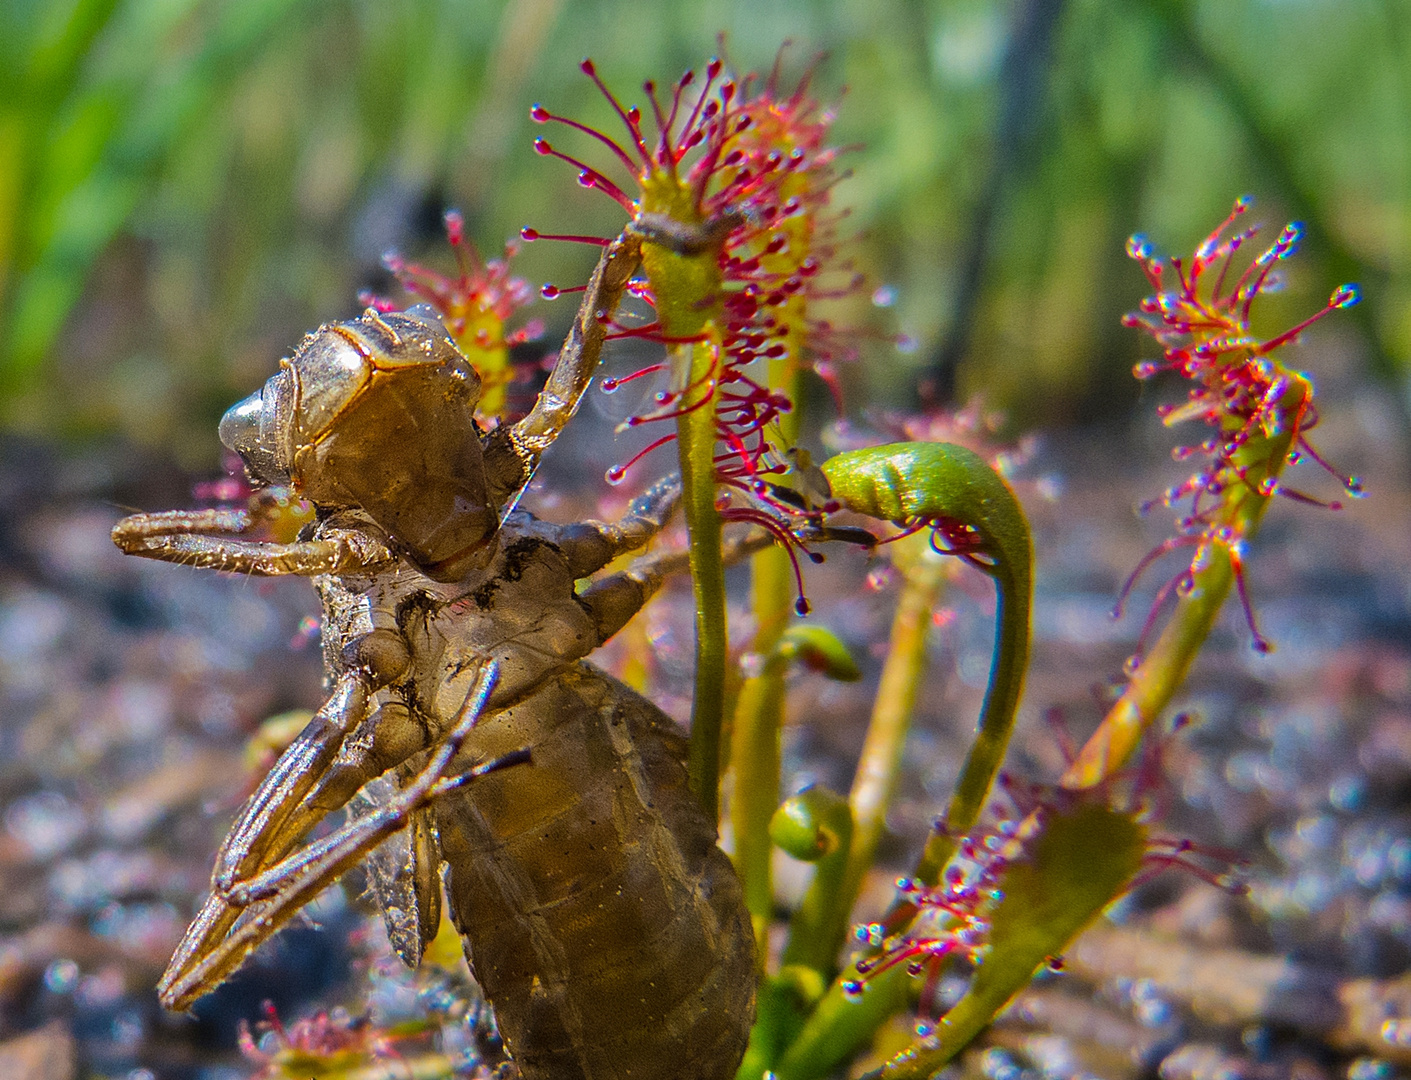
left=631, top=207, right=747, bottom=255
left=113, top=510, right=393, bottom=576
left=484, top=228, right=645, bottom=508
left=577, top=525, right=776, bottom=645
left=160, top=662, right=508, bottom=1010
left=553, top=472, right=683, bottom=578
left=166, top=631, right=427, bottom=1002
left=157, top=668, right=378, bottom=996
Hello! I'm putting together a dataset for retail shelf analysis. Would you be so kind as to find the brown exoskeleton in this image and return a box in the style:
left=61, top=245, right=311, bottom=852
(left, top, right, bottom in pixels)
left=112, top=227, right=757, bottom=1080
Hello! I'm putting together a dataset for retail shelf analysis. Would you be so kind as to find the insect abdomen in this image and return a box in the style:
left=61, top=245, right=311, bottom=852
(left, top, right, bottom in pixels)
left=436, top=664, right=755, bottom=1080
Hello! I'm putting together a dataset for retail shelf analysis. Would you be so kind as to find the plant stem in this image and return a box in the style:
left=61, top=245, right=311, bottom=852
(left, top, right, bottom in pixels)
left=837, top=539, right=947, bottom=947
left=674, top=337, right=728, bottom=822
left=731, top=643, right=789, bottom=957
left=1063, top=550, right=1232, bottom=786
left=730, top=348, right=802, bottom=953
left=911, top=553, right=1031, bottom=886
left=773, top=964, right=913, bottom=1080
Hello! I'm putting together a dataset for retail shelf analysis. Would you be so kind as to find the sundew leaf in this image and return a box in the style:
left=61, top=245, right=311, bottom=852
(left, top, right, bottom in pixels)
left=780, top=625, right=863, bottom=682
left=872, top=802, right=1147, bottom=1079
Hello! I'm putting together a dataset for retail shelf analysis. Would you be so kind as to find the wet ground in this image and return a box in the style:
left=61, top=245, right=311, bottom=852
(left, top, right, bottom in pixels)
left=0, top=329, right=1408, bottom=1080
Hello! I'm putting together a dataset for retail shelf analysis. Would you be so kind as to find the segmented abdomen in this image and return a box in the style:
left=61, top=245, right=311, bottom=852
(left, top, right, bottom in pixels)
left=436, top=663, right=755, bottom=1080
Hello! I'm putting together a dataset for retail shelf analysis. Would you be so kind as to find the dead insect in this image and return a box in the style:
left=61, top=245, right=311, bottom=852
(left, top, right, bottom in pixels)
left=113, top=228, right=756, bottom=1080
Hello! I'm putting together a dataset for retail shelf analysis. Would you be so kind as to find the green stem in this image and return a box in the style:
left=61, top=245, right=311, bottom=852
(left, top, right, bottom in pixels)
left=731, top=644, right=789, bottom=957
left=675, top=338, right=728, bottom=821
left=762, top=443, right=1033, bottom=1079
left=730, top=348, right=802, bottom=955
left=773, top=964, right=913, bottom=1080
left=837, top=540, right=947, bottom=949
left=1062, top=551, right=1232, bottom=787
left=912, top=552, right=1030, bottom=885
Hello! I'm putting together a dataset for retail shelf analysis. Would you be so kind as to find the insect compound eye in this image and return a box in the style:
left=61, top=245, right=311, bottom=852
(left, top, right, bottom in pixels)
left=290, top=325, right=376, bottom=448
left=219, top=382, right=290, bottom=486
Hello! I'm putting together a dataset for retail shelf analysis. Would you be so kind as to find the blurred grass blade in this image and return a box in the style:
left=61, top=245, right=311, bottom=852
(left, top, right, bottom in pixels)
left=1, top=0, right=312, bottom=395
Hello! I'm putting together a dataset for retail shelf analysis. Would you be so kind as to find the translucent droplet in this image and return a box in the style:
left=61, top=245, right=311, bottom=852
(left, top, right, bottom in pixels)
left=841, top=980, right=863, bottom=998
left=871, top=285, right=897, bottom=308
left=541, top=283, right=561, bottom=300
left=600, top=376, right=619, bottom=393
left=44, top=959, right=79, bottom=994
left=605, top=465, right=627, bottom=485
left=1332, top=283, right=1362, bottom=308
left=865, top=567, right=896, bottom=591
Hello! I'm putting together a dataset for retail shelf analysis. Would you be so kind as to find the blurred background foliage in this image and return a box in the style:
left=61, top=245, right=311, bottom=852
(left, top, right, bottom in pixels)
left=1, top=0, right=1407, bottom=466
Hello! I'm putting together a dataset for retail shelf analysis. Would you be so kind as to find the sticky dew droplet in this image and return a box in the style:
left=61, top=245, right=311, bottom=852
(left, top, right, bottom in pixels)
left=1332, top=283, right=1362, bottom=308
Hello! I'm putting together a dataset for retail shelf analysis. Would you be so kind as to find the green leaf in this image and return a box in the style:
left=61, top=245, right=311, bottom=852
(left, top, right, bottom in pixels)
left=871, top=802, right=1148, bottom=1079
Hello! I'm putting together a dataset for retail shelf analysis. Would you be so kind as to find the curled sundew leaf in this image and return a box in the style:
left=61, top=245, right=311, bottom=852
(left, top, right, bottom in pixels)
left=819, top=442, right=1033, bottom=875
left=770, top=786, right=853, bottom=863
left=869, top=803, right=1148, bottom=1080
left=735, top=787, right=858, bottom=1080
left=778, top=625, right=863, bottom=682
left=765, top=443, right=1035, bottom=1080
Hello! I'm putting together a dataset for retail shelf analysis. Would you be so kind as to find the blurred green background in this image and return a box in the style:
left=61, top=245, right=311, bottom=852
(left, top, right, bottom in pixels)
left=2, top=0, right=1407, bottom=466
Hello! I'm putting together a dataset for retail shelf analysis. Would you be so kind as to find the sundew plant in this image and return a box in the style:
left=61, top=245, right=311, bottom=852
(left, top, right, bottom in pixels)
left=74, top=40, right=1373, bottom=1080
left=271, top=53, right=1368, bottom=1080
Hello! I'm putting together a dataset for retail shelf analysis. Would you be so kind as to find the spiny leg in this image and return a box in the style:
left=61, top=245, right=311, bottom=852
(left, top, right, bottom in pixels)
left=164, top=630, right=439, bottom=1005
left=483, top=228, right=646, bottom=509
left=160, top=661, right=507, bottom=1010
left=160, top=668, right=381, bottom=996
left=113, top=506, right=393, bottom=576
left=482, top=209, right=748, bottom=511
left=552, top=472, right=683, bottom=578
